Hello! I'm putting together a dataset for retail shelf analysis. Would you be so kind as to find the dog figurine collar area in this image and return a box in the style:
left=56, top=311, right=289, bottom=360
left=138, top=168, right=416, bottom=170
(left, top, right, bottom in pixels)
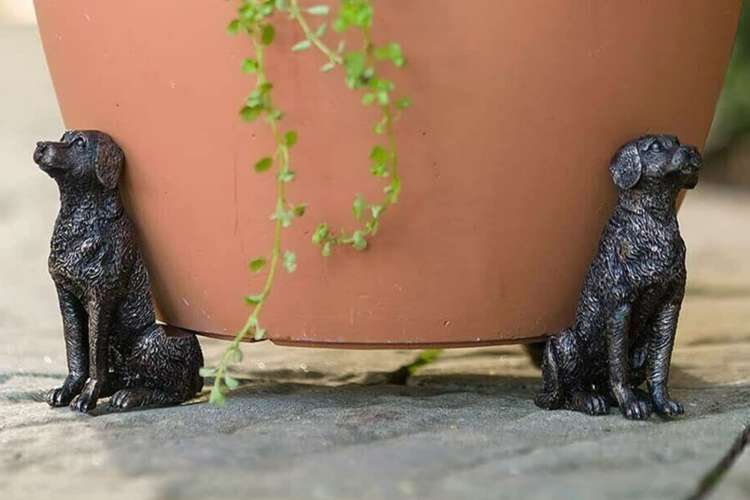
left=34, top=130, right=203, bottom=413
left=535, top=134, right=702, bottom=420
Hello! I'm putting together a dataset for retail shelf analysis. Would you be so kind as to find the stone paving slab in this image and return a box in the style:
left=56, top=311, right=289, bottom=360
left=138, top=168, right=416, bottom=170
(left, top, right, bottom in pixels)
left=1, top=26, right=749, bottom=500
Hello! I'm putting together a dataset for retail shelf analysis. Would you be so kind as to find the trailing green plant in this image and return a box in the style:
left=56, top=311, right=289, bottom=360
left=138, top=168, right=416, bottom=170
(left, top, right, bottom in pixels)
left=202, top=0, right=410, bottom=404
left=384, top=349, right=444, bottom=385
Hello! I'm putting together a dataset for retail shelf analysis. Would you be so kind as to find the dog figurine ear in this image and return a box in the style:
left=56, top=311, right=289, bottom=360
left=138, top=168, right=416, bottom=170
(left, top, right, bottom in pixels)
left=95, top=135, right=124, bottom=190
left=609, top=143, right=642, bottom=190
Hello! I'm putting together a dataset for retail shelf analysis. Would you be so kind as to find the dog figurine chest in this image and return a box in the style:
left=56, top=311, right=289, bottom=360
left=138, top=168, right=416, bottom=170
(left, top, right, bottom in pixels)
left=600, top=207, right=685, bottom=299
left=49, top=197, right=133, bottom=299
left=610, top=207, right=686, bottom=294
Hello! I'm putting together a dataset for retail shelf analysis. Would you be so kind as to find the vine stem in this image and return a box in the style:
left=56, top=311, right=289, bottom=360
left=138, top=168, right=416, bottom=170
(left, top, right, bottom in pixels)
left=211, top=32, right=288, bottom=400
left=289, top=1, right=402, bottom=248
left=289, top=0, right=343, bottom=65
left=209, top=0, right=408, bottom=403
left=363, top=25, right=402, bottom=205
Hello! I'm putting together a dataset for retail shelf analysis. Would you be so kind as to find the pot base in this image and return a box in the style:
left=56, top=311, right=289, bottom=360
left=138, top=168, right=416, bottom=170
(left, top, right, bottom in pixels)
left=188, top=325, right=547, bottom=350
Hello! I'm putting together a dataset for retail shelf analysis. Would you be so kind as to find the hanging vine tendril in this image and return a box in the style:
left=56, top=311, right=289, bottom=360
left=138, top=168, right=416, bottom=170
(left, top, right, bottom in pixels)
left=203, top=0, right=409, bottom=404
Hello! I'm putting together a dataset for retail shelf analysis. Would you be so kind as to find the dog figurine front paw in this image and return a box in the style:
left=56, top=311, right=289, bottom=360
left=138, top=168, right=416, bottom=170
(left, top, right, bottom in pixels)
left=652, top=393, right=684, bottom=417
left=70, top=378, right=103, bottom=413
left=47, top=373, right=87, bottom=407
left=34, top=130, right=204, bottom=414
left=535, top=134, right=701, bottom=420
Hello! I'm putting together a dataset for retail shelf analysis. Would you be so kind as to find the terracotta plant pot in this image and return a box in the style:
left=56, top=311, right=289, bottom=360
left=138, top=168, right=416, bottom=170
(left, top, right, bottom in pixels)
left=34, top=1, right=740, bottom=348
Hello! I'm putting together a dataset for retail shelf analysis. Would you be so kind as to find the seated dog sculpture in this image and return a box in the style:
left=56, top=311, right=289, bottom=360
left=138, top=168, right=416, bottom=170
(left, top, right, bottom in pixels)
left=535, top=134, right=701, bottom=420
left=34, top=130, right=203, bottom=413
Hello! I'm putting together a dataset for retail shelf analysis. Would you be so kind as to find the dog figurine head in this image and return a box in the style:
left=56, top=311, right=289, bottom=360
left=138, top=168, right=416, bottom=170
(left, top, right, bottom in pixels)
left=609, top=134, right=702, bottom=192
left=34, top=130, right=124, bottom=190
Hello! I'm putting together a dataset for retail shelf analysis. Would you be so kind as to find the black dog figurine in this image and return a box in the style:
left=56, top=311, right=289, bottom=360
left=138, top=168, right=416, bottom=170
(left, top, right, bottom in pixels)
left=535, top=134, right=701, bottom=420
left=34, top=130, right=203, bottom=413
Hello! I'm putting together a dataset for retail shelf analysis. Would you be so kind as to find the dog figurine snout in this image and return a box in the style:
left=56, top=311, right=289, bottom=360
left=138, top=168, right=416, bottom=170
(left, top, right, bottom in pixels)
left=668, top=145, right=701, bottom=189
left=670, top=145, right=702, bottom=173
left=33, top=142, right=49, bottom=164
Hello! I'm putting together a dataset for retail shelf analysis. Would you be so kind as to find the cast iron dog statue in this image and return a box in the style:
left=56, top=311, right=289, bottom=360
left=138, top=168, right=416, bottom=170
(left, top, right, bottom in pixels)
left=535, top=134, right=701, bottom=420
left=34, top=130, right=203, bottom=413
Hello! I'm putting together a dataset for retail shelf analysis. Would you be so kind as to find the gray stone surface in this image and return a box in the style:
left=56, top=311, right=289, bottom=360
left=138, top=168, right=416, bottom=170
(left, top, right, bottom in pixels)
left=713, top=426, right=750, bottom=499
left=1, top=26, right=749, bottom=500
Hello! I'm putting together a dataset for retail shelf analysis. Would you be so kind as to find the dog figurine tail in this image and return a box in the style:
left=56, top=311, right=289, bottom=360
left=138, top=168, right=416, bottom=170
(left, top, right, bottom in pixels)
left=534, top=331, right=571, bottom=410
left=161, top=325, right=205, bottom=396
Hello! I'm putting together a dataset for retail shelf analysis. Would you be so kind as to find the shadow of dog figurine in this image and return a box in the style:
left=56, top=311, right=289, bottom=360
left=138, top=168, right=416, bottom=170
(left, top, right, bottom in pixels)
left=535, top=134, right=702, bottom=420
left=34, top=130, right=203, bottom=413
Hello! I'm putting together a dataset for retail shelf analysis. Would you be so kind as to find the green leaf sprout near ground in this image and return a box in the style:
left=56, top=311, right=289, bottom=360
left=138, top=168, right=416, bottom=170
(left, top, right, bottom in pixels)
left=207, top=0, right=410, bottom=405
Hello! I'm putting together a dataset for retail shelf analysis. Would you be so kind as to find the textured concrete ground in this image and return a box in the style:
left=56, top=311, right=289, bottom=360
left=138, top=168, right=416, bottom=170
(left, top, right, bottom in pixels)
left=1, top=26, right=749, bottom=500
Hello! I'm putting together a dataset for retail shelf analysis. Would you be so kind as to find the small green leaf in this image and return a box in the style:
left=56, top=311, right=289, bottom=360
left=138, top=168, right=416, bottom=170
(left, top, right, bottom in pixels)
left=271, top=206, right=294, bottom=227
left=245, top=92, right=263, bottom=108
left=343, top=51, right=367, bottom=87
left=312, top=223, right=329, bottom=244
left=258, top=82, right=274, bottom=94
left=249, top=257, right=267, bottom=273
left=227, top=19, right=241, bottom=35
left=374, top=119, right=386, bottom=135
left=352, top=231, right=368, bottom=251
left=241, top=58, right=258, bottom=73
left=283, top=250, right=297, bottom=273
left=261, top=24, right=276, bottom=45
left=292, top=204, right=307, bottom=217
left=370, top=162, right=388, bottom=177
left=284, top=130, right=298, bottom=147
left=313, top=23, right=328, bottom=38
left=291, top=40, right=312, bottom=52
left=320, top=61, right=336, bottom=72
left=254, top=157, right=273, bottom=173
left=352, top=194, right=366, bottom=221
left=238, top=3, right=253, bottom=19
left=306, top=5, right=330, bottom=16
left=224, top=375, right=240, bottom=390
left=266, top=108, right=284, bottom=122
left=254, top=326, right=267, bottom=341
left=209, top=384, right=226, bottom=405
left=370, top=204, right=384, bottom=219
left=385, top=177, right=401, bottom=202
left=259, top=3, right=273, bottom=16
left=240, top=106, right=262, bottom=122
left=361, top=93, right=375, bottom=106
left=228, top=346, right=243, bottom=363
left=199, top=367, right=216, bottom=377
left=278, top=169, right=295, bottom=183
left=374, top=42, right=405, bottom=67
left=370, top=145, right=389, bottom=163
left=321, top=241, right=332, bottom=257
left=244, top=294, right=264, bottom=305
left=396, top=97, right=411, bottom=110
